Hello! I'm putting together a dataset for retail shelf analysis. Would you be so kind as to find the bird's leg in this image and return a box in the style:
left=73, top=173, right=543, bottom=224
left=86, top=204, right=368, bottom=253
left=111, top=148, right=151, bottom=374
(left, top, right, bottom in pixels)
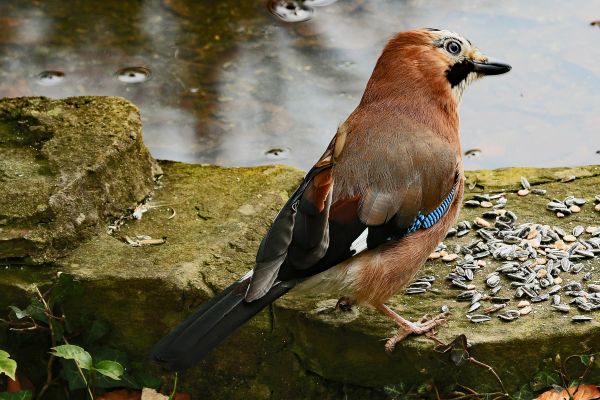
left=377, top=304, right=448, bottom=353
left=335, top=296, right=355, bottom=312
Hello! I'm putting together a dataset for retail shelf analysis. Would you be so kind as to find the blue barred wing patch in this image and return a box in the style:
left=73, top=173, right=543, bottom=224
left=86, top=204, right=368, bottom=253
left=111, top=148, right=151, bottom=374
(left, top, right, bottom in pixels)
left=407, top=187, right=456, bottom=233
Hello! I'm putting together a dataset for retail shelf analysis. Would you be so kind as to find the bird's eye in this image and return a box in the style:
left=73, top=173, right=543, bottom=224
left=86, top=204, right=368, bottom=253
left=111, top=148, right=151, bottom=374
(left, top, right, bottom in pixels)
left=446, top=40, right=462, bottom=55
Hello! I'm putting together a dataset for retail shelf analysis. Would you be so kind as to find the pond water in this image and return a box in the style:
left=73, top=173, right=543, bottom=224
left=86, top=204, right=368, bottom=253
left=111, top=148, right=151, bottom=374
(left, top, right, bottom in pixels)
left=0, top=0, right=598, bottom=171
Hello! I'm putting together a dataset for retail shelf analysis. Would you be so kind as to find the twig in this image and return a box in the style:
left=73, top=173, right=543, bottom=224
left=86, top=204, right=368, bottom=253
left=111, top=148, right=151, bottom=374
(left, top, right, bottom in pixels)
left=35, top=285, right=57, bottom=400
left=456, top=384, right=478, bottom=395
left=467, top=357, right=509, bottom=397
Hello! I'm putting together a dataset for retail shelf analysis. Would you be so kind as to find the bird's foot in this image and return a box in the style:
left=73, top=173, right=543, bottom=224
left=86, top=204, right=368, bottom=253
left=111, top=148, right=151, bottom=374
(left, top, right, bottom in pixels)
left=335, top=296, right=355, bottom=312
left=377, top=304, right=448, bottom=353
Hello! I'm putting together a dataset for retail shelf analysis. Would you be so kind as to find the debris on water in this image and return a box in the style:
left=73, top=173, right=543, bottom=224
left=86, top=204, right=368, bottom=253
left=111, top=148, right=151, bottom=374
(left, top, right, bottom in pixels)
left=464, top=148, right=482, bottom=158
left=304, top=0, right=338, bottom=6
left=116, top=66, right=151, bottom=83
left=36, top=70, right=65, bottom=86
left=267, top=0, right=314, bottom=22
left=265, top=147, right=291, bottom=160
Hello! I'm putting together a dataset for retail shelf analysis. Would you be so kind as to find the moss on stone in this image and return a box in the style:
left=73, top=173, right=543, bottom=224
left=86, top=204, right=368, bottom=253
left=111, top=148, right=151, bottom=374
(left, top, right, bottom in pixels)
left=0, top=96, right=159, bottom=264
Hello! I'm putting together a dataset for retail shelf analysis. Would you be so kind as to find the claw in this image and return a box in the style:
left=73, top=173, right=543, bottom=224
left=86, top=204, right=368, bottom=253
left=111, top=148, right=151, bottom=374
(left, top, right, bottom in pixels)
left=377, top=303, right=449, bottom=353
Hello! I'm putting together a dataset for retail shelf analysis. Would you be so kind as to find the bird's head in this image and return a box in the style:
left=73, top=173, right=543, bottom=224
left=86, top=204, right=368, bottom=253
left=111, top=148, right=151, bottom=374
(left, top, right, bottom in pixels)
left=423, top=28, right=511, bottom=101
left=361, top=28, right=511, bottom=107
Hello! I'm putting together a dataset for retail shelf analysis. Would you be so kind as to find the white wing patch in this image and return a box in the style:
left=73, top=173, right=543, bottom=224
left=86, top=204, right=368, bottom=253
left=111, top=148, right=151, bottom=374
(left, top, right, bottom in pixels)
left=350, top=228, right=369, bottom=255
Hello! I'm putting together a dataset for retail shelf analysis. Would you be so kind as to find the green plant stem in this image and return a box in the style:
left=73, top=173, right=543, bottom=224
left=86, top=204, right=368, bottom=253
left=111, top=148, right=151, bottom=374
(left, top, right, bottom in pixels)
left=35, top=286, right=94, bottom=400
left=169, top=372, right=178, bottom=400
left=62, top=337, right=94, bottom=400
left=35, top=285, right=57, bottom=400
left=467, top=357, right=508, bottom=397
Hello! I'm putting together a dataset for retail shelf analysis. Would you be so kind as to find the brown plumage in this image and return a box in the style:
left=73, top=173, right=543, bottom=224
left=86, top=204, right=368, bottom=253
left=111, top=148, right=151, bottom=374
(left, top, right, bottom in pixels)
left=152, top=28, right=511, bottom=370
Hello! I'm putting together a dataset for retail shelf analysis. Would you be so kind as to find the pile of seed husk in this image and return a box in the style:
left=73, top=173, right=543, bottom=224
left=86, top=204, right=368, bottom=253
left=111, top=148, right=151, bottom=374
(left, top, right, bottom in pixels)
left=406, top=177, right=600, bottom=324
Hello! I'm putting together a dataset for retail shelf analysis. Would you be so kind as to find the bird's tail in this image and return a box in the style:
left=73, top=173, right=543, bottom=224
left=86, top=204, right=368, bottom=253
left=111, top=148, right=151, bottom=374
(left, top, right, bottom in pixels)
left=151, top=273, right=295, bottom=371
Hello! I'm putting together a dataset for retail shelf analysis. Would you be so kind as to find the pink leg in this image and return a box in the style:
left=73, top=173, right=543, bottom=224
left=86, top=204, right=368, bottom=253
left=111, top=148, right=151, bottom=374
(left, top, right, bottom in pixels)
left=377, top=304, right=447, bottom=352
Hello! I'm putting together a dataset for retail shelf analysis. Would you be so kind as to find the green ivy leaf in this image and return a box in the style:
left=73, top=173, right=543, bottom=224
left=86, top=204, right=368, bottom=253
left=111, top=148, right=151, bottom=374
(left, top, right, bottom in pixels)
left=0, top=350, right=17, bottom=381
left=51, top=345, right=93, bottom=370
left=8, top=306, right=29, bottom=320
left=0, top=391, right=33, bottom=400
left=50, top=320, right=64, bottom=342
left=58, top=358, right=86, bottom=391
left=83, top=319, right=110, bottom=346
left=512, top=384, right=534, bottom=400
left=48, top=274, right=82, bottom=309
left=25, top=298, right=48, bottom=324
left=129, top=371, right=162, bottom=390
left=531, top=367, right=561, bottom=391
left=94, top=360, right=124, bottom=380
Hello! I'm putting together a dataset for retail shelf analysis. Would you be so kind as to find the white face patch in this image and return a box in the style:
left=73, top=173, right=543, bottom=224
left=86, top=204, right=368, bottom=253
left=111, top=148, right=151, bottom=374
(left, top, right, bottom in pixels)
left=450, top=71, right=479, bottom=102
left=427, top=29, right=485, bottom=102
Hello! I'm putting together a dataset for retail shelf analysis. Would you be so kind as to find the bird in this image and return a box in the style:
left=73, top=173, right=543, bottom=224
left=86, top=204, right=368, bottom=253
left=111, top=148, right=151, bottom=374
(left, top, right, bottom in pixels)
left=151, top=28, right=511, bottom=371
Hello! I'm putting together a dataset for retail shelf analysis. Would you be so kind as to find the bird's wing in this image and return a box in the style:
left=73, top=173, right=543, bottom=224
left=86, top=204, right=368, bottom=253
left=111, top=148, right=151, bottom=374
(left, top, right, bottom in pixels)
left=245, top=127, right=346, bottom=301
left=245, top=123, right=459, bottom=301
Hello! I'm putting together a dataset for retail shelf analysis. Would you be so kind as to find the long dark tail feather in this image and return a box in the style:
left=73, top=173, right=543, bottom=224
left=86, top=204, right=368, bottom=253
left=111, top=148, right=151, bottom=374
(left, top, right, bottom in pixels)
left=151, top=276, right=295, bottom=371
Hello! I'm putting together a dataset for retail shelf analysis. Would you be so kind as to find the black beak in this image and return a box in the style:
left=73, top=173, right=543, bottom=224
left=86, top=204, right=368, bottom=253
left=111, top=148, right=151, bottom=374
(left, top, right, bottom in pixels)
left=472, top=58, right=511, bottom=75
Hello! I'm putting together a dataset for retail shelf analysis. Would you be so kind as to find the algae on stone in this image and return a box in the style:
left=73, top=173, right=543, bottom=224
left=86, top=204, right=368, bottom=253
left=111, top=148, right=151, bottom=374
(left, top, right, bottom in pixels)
left=0, top=96, right=159, bottom=264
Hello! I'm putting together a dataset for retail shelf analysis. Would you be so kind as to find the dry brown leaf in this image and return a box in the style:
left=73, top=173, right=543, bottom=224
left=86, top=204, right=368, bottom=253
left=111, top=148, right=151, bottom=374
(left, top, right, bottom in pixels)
left=535, top=384, right=600, bottom=400
left=97, top=389, right=142, bottom=400
left=6, top=376, right=21, bottom=392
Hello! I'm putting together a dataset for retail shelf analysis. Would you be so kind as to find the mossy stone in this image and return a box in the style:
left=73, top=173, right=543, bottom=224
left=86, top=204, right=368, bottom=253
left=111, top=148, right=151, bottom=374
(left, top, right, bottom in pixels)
left=0, top=96, right=159, bottom=264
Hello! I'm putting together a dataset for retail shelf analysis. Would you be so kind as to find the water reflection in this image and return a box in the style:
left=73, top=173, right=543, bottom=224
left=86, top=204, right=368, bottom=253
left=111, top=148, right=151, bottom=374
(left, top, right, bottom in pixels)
left=0, top=0, right=598, bottom=171
left=36, top=70, right=65, bottom=86
left=116, top=66, right=152, bottom=84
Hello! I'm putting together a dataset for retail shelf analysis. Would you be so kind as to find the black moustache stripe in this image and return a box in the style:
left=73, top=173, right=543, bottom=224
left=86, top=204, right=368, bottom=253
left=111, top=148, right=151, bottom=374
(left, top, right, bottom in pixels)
left=446, top=60, right=475, bottom=87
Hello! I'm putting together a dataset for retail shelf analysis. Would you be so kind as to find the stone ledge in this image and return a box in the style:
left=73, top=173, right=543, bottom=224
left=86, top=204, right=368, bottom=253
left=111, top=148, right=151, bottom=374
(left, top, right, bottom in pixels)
left=2, top=159, right=600, bottom=398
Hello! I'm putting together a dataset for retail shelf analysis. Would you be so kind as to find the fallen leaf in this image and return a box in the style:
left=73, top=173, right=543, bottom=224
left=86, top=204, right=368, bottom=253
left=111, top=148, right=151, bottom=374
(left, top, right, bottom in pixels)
left=7, top=376, right=21, bottom=392
left=141, top=388, right=168, bottom=400
left=99, top=388, right=190, bottom=400
left=535, top=384, right=600, bottom=400
left=97, top=389, right=142, bottom=400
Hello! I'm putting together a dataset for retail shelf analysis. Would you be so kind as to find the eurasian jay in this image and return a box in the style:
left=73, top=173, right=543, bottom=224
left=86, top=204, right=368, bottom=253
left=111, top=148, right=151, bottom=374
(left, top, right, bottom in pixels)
left=152, top=28, right=511, bottom=370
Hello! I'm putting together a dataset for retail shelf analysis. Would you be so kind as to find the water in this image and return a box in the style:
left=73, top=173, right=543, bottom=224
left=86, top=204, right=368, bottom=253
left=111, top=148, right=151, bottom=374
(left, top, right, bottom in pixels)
left=0, top=0, right=598, bottom=171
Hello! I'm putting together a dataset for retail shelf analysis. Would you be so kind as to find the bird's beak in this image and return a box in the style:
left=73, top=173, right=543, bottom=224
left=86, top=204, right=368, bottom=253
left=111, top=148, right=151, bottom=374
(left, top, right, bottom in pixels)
left=471, top=58, right=511, bottom=75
